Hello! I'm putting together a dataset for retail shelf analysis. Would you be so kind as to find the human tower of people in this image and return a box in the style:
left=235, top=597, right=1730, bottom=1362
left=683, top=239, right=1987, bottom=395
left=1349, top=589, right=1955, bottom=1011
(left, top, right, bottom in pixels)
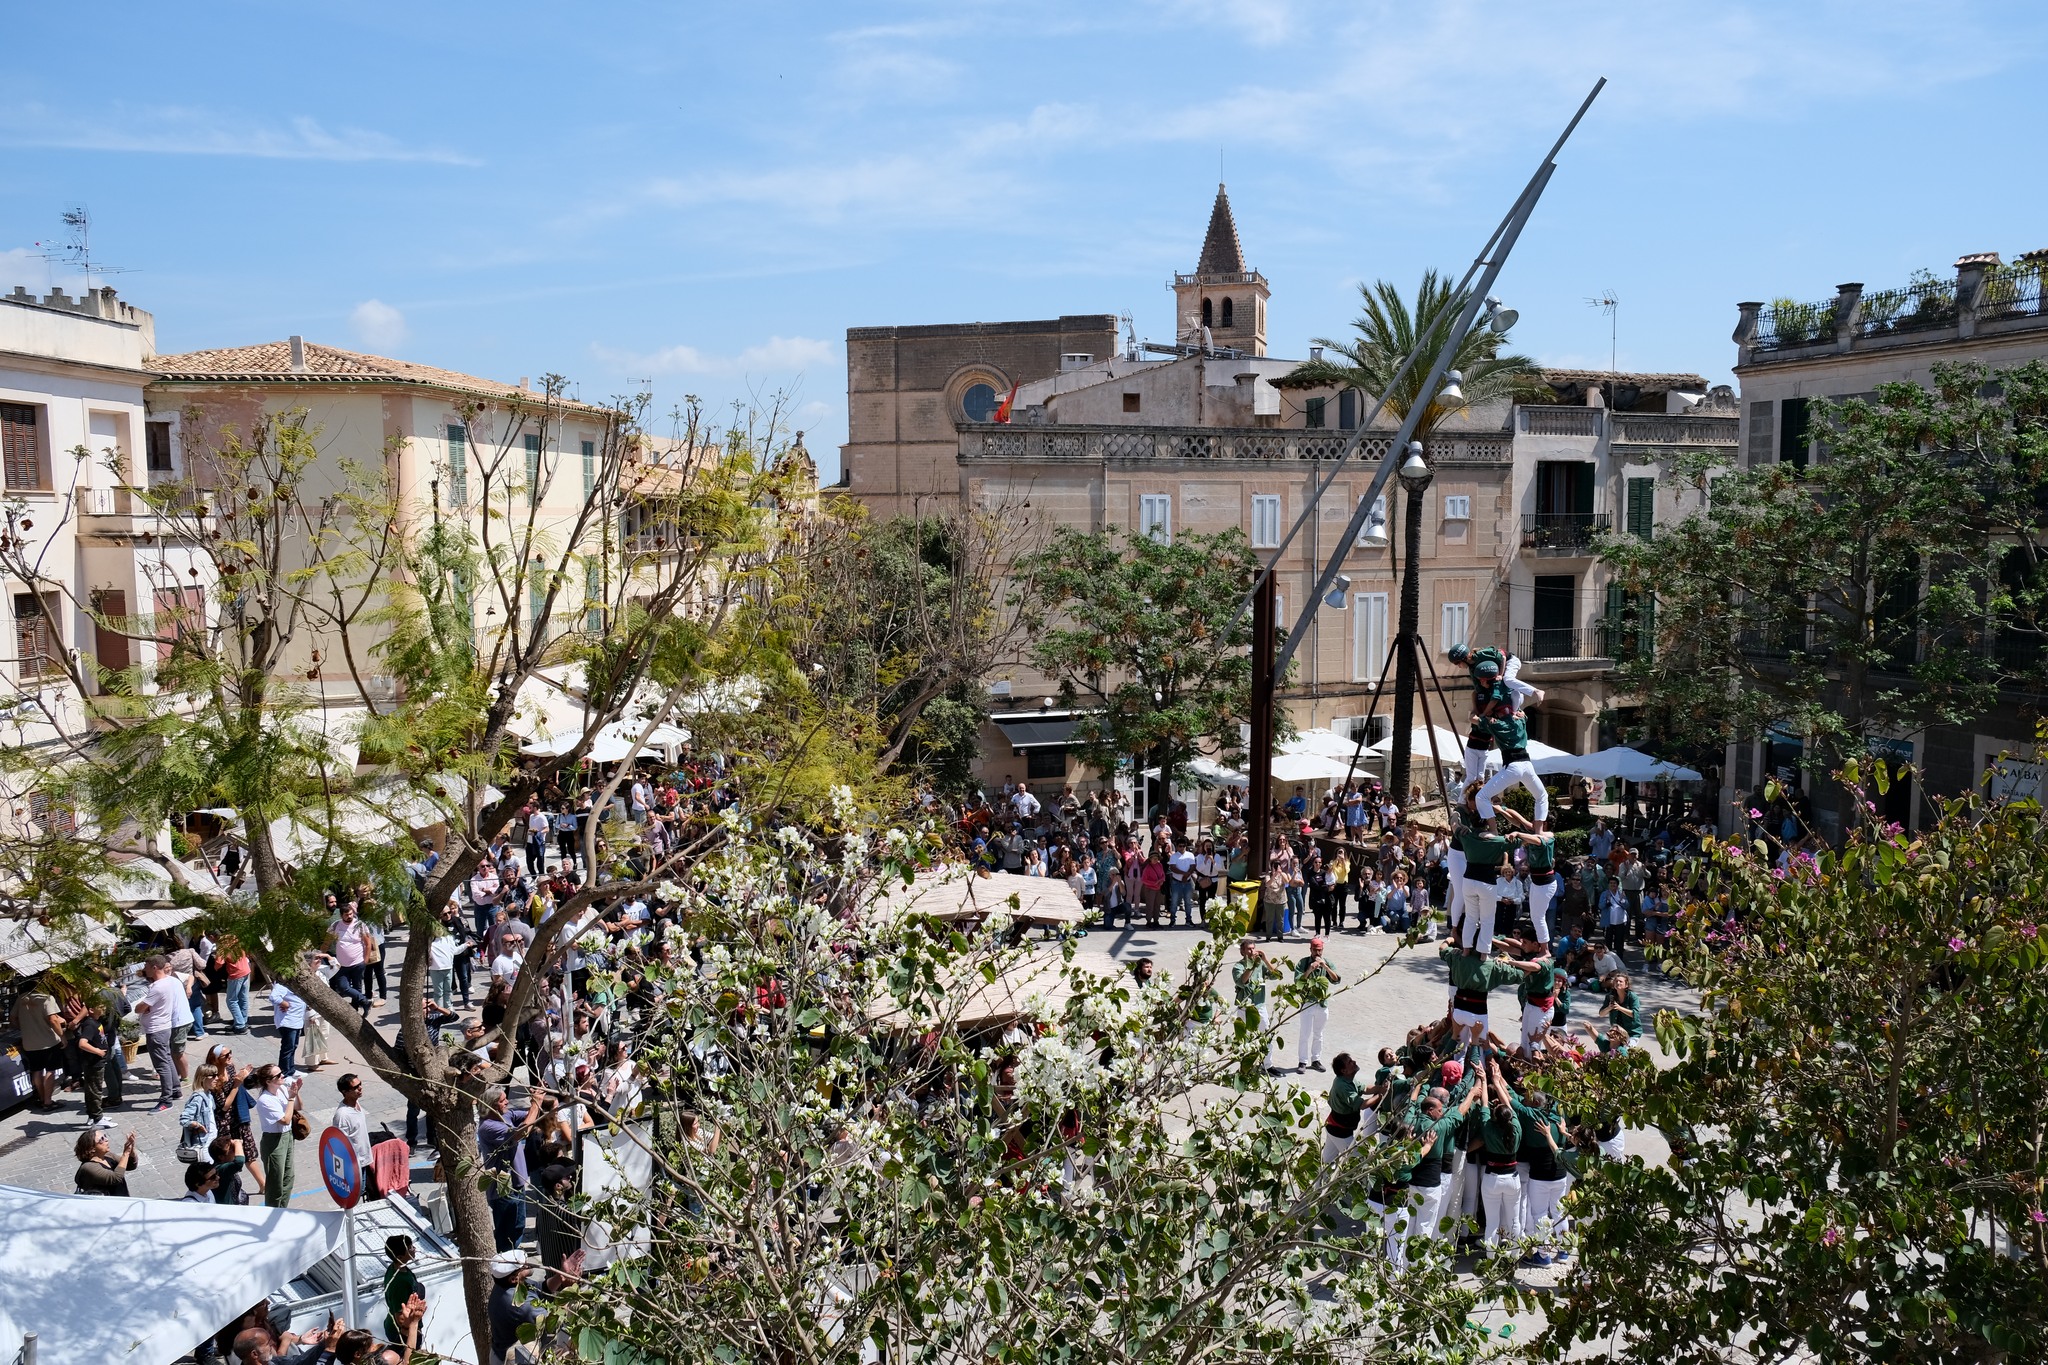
left=1314, top=640, right=1630, bottom=1270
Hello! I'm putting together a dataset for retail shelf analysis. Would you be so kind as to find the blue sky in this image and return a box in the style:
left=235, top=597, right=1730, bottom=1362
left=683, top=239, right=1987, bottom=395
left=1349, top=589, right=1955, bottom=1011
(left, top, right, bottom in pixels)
left=5, top=1, right=2043, bottom=478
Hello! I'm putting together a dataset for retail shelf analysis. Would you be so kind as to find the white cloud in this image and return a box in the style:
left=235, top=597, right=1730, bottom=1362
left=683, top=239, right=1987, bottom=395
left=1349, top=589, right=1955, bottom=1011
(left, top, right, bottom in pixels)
left=600, top=335, right=837, bottom=378
left=350, top=299, right=409, bottom=350
left=0, top=247, right=44, bottom=291
left=0, top=102, right=477, bottom=165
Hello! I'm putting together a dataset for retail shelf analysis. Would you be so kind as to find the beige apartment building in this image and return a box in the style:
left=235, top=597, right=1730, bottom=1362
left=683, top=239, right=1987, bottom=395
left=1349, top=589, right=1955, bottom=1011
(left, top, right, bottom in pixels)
left=844, top=186, right=1735, bottom=790
left=1727, top=248, right=2048, bottom=832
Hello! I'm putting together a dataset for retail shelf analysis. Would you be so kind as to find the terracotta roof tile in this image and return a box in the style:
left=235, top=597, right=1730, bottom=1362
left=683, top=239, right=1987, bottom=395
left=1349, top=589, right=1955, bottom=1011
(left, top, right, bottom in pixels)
left=146, top=340, right=613, bottom=412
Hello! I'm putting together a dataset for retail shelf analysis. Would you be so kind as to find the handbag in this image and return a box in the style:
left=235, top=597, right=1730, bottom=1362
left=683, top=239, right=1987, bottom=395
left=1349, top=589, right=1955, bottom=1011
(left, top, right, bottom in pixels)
left=176, top=1141, right=202, bottom=1164
left=292, top=1108, right=311, bottom=1141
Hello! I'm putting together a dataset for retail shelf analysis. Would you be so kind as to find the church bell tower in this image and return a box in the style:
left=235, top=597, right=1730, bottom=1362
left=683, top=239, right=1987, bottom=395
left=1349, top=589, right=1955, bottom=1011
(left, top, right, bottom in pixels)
left=1173, top=183, right=1269, bottom=356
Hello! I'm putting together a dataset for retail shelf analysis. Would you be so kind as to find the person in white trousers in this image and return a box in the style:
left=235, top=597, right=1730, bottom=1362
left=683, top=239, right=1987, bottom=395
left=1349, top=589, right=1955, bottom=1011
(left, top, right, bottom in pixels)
left=1475, top=1061, right=1524, bottom=1254
left=1294, top=938, right=1341, bottom=1070
left=1447, top=644, right=1539, bottom=784
left=1456, top=814, right=1513, bottom=955
left=1475, top=702, right=1550, bottom=825
left=1498, top=810, right=1558, bottom=945
left=1508, top=1085, right=1573, bottom=1266
left=1396, top=1075, right=1485, bottom=1264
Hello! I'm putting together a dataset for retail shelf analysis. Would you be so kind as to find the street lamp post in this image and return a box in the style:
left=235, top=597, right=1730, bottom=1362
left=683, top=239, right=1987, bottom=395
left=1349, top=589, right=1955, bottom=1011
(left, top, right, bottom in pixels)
left=1389, top=444, right=1433, bottom=807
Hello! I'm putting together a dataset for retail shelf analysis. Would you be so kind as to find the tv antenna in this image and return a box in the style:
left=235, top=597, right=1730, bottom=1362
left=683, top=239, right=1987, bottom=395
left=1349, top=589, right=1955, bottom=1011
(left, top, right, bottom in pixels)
left=1118, top=311, right=1138, bottom=360
left=1586, top=291, right=1619, bottom=372
left=37, top=206, right=132, bottom=290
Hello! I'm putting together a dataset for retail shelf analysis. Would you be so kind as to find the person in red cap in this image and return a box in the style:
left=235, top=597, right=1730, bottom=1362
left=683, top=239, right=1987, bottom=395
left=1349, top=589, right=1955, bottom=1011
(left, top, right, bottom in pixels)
left=1294, top=937, right=1342, bottom=1071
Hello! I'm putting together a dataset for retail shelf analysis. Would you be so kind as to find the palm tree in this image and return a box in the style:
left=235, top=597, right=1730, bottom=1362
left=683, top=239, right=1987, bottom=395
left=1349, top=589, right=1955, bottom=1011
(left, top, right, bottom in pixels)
left=1282, top=271, right=1541, bottom=809
left=1282, top=269, right=1540, bottom=440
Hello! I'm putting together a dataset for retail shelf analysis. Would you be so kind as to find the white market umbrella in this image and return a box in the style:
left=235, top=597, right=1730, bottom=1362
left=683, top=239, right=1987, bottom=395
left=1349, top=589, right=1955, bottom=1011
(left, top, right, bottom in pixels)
left=1531, top=744, right=1701, bottom=782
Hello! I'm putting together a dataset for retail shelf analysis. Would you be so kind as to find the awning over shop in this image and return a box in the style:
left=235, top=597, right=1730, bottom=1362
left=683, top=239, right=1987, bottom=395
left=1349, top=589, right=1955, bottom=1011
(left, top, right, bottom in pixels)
left=0, top=1183, right=345, bottom=1365
left=991, top=713, right=1079, bottom=751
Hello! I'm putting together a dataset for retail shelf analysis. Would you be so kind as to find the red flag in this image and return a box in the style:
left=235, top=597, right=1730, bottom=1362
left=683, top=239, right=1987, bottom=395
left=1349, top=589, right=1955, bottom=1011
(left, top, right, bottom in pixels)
left=993, top=383, right=1020, bottom=424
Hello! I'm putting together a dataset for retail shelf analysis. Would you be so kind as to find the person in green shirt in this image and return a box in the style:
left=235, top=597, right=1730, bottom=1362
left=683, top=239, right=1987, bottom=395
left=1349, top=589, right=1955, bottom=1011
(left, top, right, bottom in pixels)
left=1232, top=938, right=1285, bottom=1074
left=1510, top=941, right=1565, bottom=1057
left=1499, top=806, right=1559, bottom=946
left=1292, top=937, right=1342, bottom=1071
left=1320, top=1053, right=1365, bottom=1164
left=1392, top=1072, right=1486, bottom=1263
left=1599, top=972, right=1643, bottom=1037
left=1475, top=1059, right=1525, bottom=1254
left=1441, top=943, right=1546, bottom=1053
left=1456, top=818, right=1512, bottom=953
left=1476, top=697, right=1551, bottom=826
left=381, top=1233, right=422, bottom=1343
left=1507, top=1086, right=1573, bottom=1266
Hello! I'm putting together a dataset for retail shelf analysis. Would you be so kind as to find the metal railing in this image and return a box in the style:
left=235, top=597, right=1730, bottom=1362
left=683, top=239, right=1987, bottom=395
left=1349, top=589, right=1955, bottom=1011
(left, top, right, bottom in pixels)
left=1519, top=406, right=1602, bottom=437
left=1516, top=627, right=1607, bottom=662
left=1753, top=296, right=1839, bottom=351
left=1978, top=264, right=2046, bottom=324
left=1610, top=413, right=1740, bottom=447
left=1856, top=276, right=1958, bottom=337
left=960, top=424, right=1514, bottom=465
left=1520, top=511, right=1609, bottom=555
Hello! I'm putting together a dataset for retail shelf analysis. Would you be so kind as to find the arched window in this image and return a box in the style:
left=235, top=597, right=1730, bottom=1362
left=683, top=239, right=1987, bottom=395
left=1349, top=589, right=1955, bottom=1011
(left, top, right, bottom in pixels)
left=1200, top=297, right=1213, bottom=328
left=1221, top=297, right=1235, bottom=329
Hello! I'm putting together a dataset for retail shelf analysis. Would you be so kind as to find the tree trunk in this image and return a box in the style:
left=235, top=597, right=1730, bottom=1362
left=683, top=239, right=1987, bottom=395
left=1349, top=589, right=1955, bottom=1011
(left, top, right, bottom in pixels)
left=286, top=953, right=499, bottom=1356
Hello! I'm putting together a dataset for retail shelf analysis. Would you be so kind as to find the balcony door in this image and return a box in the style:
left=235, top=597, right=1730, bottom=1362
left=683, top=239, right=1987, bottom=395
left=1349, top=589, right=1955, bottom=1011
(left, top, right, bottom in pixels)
left=1532, top=575, right=1576, bottom=659
left=1535, top=461, right=1594, bottom=518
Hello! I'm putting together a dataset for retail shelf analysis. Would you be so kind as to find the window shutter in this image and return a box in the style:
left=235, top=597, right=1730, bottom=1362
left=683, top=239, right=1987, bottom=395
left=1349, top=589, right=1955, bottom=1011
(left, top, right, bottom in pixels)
left=582, top=440, right=596, bottom=496
left=525, top=435, right=543, bottom=506
left=1305, top=397, right=1326, bottom=429
left=447, top=425, right=468, bottom=505
left=1746, top=400, right=1774, bottom=466
left=2, top=403, right=43, bottom=490
left=1626, top=478, right=1655, bottom=539
left=585, top=560, right=605, bottom=632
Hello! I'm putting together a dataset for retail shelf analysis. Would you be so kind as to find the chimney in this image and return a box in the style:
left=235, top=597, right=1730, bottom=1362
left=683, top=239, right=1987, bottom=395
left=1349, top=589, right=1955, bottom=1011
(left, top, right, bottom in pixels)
left=1310, top=345, right=1323, bottom=362
left=288, top=336, right=307, bottom=373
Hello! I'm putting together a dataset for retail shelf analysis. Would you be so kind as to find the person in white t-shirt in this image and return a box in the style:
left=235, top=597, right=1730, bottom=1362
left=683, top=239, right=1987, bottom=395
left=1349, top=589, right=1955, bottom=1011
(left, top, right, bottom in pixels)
left=1012, top=784, right=1041, bottom=821
left=331, top=1072, right=375, bottom=1193
left=268, top=980, right=308, bottom=1076
left=136, top=955, right=187, bottom=1109
left=1166, top=843, right=1199, bottom=926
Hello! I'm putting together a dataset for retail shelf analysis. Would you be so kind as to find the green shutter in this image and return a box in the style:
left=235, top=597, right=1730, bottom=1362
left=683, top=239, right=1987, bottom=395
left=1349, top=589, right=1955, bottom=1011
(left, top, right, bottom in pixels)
left=525, top=435, right=542, bottom=506
left=447, top=425, right=468, bottom=505
left=1626, top=478, right=1655, bottom=539
left=581, top=439, right=596, bottom=497
left=585, top=559, right=605, bottom=632
left=529, top=559, right=546, bottom=635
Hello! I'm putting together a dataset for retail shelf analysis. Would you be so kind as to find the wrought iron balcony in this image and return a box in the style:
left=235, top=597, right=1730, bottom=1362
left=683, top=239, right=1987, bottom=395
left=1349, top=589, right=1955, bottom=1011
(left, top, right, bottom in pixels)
left=1520, top=511, right=1608, bottom=556
left=1515, top=627, right=1607, bottom=662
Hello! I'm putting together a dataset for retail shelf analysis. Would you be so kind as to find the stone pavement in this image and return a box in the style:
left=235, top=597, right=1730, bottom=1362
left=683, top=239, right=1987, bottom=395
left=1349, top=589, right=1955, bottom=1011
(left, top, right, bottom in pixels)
left=0, top=932, right=426, bottom=1210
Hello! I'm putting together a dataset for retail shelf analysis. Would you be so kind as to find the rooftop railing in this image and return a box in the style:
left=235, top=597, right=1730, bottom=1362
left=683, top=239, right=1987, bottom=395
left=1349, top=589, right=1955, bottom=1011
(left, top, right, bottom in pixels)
left=961, top=425, right=1515, bottom=465
left=1752, top=296, right=1839, bottom=352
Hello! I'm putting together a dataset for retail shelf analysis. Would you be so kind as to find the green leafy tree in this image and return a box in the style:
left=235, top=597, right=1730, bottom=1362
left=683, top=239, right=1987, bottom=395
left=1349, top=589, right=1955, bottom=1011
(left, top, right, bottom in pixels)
left=1599, top=361, right=2048, bottom=825
left=0, top=385, right=849, bottom=1350
left=774, top=500, right=1035, bottom=784
left=1540, top=771, right=2048, bottom=1363
left=542, top=816, right=1502, bottom=1364
left=1018, top=525, right=1260, bottom=791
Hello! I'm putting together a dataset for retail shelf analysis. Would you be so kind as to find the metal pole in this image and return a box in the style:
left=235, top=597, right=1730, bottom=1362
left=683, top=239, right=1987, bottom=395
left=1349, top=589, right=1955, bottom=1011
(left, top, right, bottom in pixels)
left=1390, top=469, right=1430, bottom=808
left=1236, top=78, right=1605, bottom=634
left=1246, top=571, right=1277, bottom=907
left=341, top=1205, right=358, bottom=1328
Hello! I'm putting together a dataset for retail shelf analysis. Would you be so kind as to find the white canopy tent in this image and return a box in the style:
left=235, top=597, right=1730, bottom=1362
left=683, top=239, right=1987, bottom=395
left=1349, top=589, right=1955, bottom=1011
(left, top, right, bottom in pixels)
left=1139, top=755, right=1248, bottom=789
left=868, top=869, right=1088, bottom=927
left=520, top=719, right=692, bottom=765
left=1532, top=744, right=1702, bottom=782
left=1366, top=725, right=1469, bottom=763
left=0, top=1184, right=346, bottom=1365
